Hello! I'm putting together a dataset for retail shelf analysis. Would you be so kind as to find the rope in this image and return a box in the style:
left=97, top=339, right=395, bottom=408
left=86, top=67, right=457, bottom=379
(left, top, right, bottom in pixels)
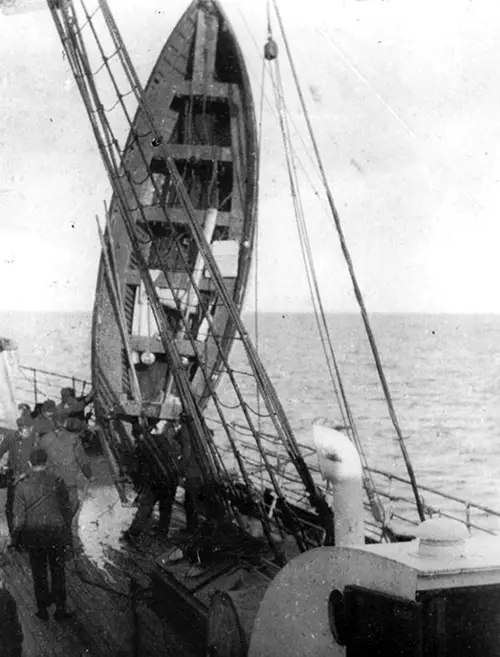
left=236, top=3, right=327, bottom=197
left=57, top=0, right=287, bottom=556
left=268, top=49, right=386, bottom=529
left=254, top=19, right=270, bottom=493
left=271, top=0, right=425, bottom=521
left=238, top=9, right=382, bottom=518
left=98, top=2, right=316, bottom=545
left=48, top=0, right=345, bottom=555
left=54, top=2, right=222, bottom=495
left=318, top=28, right=482, bottom=213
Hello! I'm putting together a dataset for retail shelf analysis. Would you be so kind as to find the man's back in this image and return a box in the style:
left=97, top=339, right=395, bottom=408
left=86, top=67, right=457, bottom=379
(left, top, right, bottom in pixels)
left=33, top=415, right=54, bottom=438
left=37, top=429, right=90, bottom=488
left=56, top=396, right=86, bottom=425
left=14, top=469, right=71, bottom=534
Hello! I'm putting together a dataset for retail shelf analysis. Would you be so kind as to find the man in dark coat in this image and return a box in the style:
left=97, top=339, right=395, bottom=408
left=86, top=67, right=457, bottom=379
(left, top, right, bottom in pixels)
left=56, top=387, right=93, bottom=430
left=0, top=577, right=23, bottom=657
left=176, top=415, right=222, bottom=533
left=33, top=399, right=57, bottom=437
left=11, top=447, right=73, bottom=622
left=0, top=413, right=38, bottom=538
left=121, top=422, right=180, bottom=541
left=176, top=415, right=205, bottom=533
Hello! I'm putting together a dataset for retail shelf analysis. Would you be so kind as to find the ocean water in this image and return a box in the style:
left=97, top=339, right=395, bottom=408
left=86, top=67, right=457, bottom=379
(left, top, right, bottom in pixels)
left=235, top=312, right=500, bottom=514
left=1, top=310, right=500, bottom=559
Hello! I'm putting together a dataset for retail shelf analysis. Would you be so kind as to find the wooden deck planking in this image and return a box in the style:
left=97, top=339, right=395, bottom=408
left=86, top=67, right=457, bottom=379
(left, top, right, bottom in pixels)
left=65, top=560, right=127, bottom=655
left=0, top=463, right=273, bottom=657
left=3, top=550, right=100, bottom=656
left=1, top=509, right=203, bottom=656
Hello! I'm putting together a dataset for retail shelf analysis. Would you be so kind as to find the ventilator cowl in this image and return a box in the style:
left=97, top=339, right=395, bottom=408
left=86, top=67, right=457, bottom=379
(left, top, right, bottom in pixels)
left=415, top=518, right=469, bottom=559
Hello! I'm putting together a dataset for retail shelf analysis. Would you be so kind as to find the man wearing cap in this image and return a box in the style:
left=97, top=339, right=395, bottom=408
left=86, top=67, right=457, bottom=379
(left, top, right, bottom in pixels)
left=0, top=413, right=38, bottom=538
left=37, top=421, right=92, bottom=537
left=11, top=447, right=73, bottom=622
left=56, top=387, right=94, bottom=430
left=33, top=399, right=57, bottom=437
left=121, top=421, right=180, bottom=542
left=175, top=414, right=221, bottom=533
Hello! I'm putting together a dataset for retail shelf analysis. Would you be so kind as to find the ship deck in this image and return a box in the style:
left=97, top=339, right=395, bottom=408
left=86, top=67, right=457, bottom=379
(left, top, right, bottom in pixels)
left=4, top=554, right=199, bottom=657
left=0, top=455, right=278, bottom=657
left=1, top=505, right=205, bottom=657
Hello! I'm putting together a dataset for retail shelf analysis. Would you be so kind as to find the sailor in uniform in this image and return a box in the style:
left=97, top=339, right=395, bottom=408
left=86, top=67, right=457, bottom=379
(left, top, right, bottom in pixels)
left=121, top=421, right=180, bottom=541
left=11, top=447, right=73, bottom=622
left=176, top=414, right=205, bottom=533
left=56, top=387, right=94, bottom=431
left=0, top=413, right=38, bottom=540
left=33, top=399, right=57, bottom=437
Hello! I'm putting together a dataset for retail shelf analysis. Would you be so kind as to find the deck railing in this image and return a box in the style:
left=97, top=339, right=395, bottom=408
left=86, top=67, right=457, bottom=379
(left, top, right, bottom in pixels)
left=366, top=467, right=500, bottom=536
left=14, top=365, right=500, bottom=541
left=17, top=365, right=90, bottom=409
left=224, top=421, right=500, bottom=540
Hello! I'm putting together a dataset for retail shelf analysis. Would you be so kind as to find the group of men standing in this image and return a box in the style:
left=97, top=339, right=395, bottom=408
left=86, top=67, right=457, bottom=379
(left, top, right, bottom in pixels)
left=121, top=413, right=216, bottom=542
left=0, top=387, right=93, bottom=636
left=0, top=390, right=216, bottom=655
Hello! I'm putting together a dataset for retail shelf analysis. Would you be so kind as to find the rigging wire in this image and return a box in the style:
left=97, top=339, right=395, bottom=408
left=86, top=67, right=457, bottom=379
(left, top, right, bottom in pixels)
left=271, top=0, right=425, bottom=521
left=266, top=23, right=386, bottom=530
left=99, top=0, right=327, bottom=534
left=235, top=2, right=325, bottom=193
left=318, top=28, right=482, bottom=213
left=253, top=7, right=271, bottom=493
left=235, top=4, right=388, bottom=509
left=50, top=0, right=318, bottom=558
left=53, top=0, right=226, bottom=508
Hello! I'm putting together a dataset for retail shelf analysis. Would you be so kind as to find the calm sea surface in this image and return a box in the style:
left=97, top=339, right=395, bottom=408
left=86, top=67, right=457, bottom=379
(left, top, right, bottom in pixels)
left=1, top=311, right=500, bottom=562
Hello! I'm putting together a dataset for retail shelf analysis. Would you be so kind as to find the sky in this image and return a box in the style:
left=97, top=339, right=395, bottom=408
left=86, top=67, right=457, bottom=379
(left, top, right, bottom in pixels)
left=1, top=0, right=500, bottom=313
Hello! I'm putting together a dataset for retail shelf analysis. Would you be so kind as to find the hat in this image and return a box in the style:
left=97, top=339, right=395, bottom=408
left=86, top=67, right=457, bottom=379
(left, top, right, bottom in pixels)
left=29, top=448, right=48, bottom=466
left=17, top=413, right=34, bottom=429
left=42, top=399, right=56, bottom=413
left=61, top=387, right=75, bottom=398
left=18, top=403, right=31, bottom=412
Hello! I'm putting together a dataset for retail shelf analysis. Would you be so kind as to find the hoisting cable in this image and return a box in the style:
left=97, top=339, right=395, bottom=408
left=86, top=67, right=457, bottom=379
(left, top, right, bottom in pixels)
left=252, top=0, right=272, bottom=493
left=85, top=0, right=278, bottom=516
left=50, top=2, right=227, bottom=515
left=269, top=60, right=349, bottom=431
left=268, top=42, right=385, bottom=530
left=95, top=0, right=328, bottom=542
left=254, top=6, right=271, bottom=357
left=271, top=0, right=425, bottom=521
left=50, top=0, right=303, bottom=558
left=54, top=0, right=338, bottom=554
left=270, top=63, right=385, bottom=525
left=64, top=1, right=326, bottom=544
left=236, top=2, right=326, bottom=194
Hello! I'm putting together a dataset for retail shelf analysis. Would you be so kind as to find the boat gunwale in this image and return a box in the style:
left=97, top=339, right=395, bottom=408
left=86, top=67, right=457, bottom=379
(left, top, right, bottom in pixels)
left=91, top=0, right=259, bottom=418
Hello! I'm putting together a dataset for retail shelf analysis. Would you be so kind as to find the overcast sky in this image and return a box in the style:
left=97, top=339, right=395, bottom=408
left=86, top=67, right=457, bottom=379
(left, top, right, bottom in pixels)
left=1, top=0, right=500, bottom=313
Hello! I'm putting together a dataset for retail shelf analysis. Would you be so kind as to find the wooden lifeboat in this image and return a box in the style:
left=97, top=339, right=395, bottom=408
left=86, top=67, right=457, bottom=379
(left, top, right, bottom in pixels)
left=91, top=0, right=258, bottom=424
